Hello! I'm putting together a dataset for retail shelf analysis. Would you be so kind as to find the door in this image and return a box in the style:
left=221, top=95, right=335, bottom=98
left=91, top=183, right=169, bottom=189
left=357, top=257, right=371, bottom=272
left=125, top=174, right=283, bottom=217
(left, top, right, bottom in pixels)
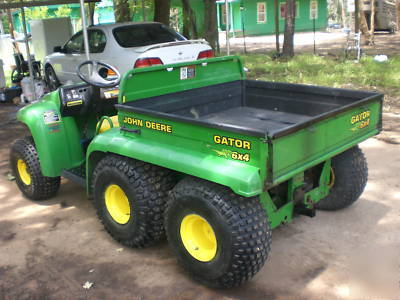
left=52, top=30, right=108, bottom=83
left=50, top=31, right=84, bottom=83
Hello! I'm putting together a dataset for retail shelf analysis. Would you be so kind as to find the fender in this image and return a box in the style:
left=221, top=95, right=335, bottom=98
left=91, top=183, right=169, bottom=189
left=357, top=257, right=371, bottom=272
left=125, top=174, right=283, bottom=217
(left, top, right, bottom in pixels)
left=86, top=129, right=263, bottom=197
left=17, top=92, right=84, bottom=177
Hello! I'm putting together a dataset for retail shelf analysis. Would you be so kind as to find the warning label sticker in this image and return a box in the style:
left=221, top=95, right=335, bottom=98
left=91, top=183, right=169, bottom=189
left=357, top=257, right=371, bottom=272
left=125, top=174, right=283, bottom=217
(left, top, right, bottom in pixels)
left=43, top=110, right=60, bottom=125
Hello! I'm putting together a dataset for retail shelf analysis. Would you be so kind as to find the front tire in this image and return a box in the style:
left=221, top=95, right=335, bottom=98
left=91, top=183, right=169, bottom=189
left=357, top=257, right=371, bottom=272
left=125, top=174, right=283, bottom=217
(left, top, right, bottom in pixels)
left=45, top=65, right=61, bottom=91
left=92, top=155, right=174, bottom=248
left=165, top=177, right=271, bottom=288
left=10, top=137, right=60, bottom=200
left=316, top=146, right=368, bottom=211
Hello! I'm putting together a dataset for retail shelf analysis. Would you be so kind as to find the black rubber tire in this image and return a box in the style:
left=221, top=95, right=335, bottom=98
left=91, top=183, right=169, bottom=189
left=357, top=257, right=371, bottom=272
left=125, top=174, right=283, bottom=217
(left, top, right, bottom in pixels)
left=10, top=137, right=60, bottom=201
left=316, top=146, right=368, bottom=211
left=165, top=177, right=271, bottom=288
left=92, top=155, right=174, bottom=248
left=45, top=64, right=61, bottom=91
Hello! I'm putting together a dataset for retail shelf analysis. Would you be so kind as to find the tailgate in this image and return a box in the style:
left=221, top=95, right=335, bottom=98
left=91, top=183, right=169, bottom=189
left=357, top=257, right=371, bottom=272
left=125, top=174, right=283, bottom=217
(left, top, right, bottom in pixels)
left=269, top=95, right=382, bottom=184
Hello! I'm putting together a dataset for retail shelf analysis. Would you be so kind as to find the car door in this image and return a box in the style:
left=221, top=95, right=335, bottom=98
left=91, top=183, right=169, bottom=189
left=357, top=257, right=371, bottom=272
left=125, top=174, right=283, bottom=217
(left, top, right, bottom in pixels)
left=56, top=31, right=84, bottom=83
left=87, top=29, right=108, bottom=69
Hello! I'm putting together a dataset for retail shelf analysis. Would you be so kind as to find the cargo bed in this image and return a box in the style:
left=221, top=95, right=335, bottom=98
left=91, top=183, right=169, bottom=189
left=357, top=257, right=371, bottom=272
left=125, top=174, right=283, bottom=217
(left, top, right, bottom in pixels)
left=116, top=80, right=381, bottom=139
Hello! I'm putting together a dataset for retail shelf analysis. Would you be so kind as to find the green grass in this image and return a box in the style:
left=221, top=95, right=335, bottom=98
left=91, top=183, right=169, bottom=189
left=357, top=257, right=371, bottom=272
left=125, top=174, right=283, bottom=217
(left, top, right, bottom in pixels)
left=240, top=53, right=400, bottom=101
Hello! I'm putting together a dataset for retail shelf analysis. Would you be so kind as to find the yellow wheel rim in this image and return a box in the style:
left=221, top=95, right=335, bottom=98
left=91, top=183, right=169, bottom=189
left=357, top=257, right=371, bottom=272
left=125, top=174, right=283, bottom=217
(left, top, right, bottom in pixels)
left=104, top=184, right=131, bottom=224
left=17, top=159, right=31, bottom=185
left=180, top=214, right=217, bottom=262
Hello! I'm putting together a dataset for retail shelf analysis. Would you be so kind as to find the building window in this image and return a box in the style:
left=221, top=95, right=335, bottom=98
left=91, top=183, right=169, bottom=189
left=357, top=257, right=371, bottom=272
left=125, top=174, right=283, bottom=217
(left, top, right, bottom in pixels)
left=310, top=1, right=318, bottom=19
left=280, top=2, right=299, bottom=19
left=257, top=2, right=267, bottom=23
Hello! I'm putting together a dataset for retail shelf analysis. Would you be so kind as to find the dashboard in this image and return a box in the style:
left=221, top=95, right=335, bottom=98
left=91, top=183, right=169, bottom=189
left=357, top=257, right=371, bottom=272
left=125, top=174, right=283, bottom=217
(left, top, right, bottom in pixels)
left=59, top=83, right=119, bottom=116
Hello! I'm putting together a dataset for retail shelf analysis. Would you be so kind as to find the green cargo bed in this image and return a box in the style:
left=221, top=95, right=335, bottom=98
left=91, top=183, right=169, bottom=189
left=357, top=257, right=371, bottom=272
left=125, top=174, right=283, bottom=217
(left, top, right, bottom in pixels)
left=117, top=79, right=382, bottom=185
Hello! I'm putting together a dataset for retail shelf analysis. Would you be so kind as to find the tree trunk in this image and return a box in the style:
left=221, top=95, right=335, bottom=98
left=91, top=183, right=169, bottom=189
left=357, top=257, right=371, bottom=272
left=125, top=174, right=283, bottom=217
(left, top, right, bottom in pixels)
left=113, top=0, right=131, bottom=22
left=6, top=9, right=19, bottom=52
left=359, top=2, right=371, bottom=45
left=369, top=0, right=375, bottom=45
left=204, top=0, right=218, bottom=50
left=142, top=0, right=146, bottom=21
left=355, top=0, right=360, bottom=33
left=282, top=0, right=296, bottom=57
left=88, top=3, right=96, bottom=25
left=182, top=0, right=198, bottom=39
left=154, top=0, right=171, bottom=26
left=274, top=0, right=280, bottom=53
left=341, top=0, right=347, bottom=27
left=0, top=12, right=4, bottom=34
left=396, top=0, right=400, bottom=30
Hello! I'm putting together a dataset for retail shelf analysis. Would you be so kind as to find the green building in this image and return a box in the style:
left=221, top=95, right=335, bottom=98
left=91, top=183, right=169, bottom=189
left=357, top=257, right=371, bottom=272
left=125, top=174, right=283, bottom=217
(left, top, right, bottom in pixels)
left=169, top=0, right=327, bottom=36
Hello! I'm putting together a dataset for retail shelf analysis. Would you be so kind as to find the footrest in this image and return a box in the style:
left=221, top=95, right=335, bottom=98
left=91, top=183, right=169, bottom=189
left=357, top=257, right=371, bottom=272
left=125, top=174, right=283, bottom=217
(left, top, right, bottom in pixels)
left=62, top=164, right=86, bottom=187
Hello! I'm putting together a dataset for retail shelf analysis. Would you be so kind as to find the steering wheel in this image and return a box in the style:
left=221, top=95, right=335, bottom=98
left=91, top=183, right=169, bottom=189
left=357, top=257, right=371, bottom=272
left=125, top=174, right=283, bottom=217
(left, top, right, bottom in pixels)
left=77, top=60, right=121, bottom=88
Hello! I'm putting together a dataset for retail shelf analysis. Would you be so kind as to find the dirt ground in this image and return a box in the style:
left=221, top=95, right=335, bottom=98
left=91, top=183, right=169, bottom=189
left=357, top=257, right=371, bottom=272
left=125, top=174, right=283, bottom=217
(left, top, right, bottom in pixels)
left=0, top=104, right=399, bottom=300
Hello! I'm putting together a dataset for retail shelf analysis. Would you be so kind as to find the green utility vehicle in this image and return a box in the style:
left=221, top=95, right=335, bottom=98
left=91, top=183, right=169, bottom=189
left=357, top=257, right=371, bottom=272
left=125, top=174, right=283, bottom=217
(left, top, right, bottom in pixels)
left=10, top=57, right=382, bottom=288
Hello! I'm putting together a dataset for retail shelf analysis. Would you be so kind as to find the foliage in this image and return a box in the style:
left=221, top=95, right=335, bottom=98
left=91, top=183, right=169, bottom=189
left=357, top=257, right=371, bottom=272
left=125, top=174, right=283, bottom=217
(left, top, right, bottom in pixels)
left=241, top=53, right=400, bottom=99
left=24, top=6, right=49, bottom=21
left=54, top=5, right=72, bottom=18
left=1, top=13, right=10, bottom=33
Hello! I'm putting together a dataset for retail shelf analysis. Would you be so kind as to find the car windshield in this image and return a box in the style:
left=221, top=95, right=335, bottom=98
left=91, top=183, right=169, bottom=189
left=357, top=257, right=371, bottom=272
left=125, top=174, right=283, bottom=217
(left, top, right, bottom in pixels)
left=113, top=23, right=186, bottom=48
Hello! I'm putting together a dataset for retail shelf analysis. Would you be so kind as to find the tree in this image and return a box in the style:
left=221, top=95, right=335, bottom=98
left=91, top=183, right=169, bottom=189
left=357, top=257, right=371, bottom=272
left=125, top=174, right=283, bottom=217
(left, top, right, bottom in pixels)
left=182, top=0, right=198, bottom=39
left=204, top=0, right=218, bottom=50
left=274, top=0, right=280, bottom=53
left=359, top=2, right=372, bottom=45
left=24, top=6, right=49, bottom=20
left=54, top=5, right=72, bottom=18
left=154, top=0, right=171, bottom=26
left=282, top=0, right=296, bottom=57
left=113, top=0, right=131, bottom=22
left=88, top=3, right=96, bottom=25
left=369, top=0, right=375, bottom=44
left=0, top=11, right=4, bottom=34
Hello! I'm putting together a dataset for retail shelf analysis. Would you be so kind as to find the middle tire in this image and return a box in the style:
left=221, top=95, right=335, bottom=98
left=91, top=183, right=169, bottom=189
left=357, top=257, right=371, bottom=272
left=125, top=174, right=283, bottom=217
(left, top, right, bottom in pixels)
left=92, top=155, right=174, bottom=248
left=165, top=177, right=271, bottom=288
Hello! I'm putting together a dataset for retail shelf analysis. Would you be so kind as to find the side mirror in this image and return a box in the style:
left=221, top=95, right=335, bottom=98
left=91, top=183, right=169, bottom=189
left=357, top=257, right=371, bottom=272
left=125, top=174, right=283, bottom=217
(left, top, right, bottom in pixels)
left=53, top=46, right=65, bottom=53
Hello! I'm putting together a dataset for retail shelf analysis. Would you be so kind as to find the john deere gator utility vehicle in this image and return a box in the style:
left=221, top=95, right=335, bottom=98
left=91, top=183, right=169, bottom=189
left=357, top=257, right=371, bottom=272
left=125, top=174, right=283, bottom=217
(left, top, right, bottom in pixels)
left=10, top=57, right=383, bottom=288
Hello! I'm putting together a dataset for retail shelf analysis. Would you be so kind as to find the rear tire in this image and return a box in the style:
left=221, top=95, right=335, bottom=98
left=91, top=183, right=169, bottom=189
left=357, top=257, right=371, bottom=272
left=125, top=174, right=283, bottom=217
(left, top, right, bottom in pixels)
left=165, top=177, right=271, bottom=288
left=10, top=137, right=60, bottom=200
left=92, top=155, right=174, bottom=247
left=316, top=146, right=368, bottom=211
left=45, top=65, right=61, bottom=91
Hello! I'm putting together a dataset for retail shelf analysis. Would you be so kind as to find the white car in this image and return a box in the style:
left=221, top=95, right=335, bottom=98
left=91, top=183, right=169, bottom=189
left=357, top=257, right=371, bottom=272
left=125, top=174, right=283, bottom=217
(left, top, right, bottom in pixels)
left=44, top=22, right=213, bottom=90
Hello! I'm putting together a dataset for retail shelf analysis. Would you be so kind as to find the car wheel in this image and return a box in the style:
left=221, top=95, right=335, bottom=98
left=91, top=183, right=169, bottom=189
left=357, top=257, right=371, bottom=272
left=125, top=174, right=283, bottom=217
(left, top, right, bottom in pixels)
left=45, top=65, right=61, bottom=91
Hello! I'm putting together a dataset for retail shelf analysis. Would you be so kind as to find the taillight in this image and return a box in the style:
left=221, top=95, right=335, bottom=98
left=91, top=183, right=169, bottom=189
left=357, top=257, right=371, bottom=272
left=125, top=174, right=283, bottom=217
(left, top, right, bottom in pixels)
left=197, top=50, right=214, bottom=59
left=134, top=58, right=163, bottom=68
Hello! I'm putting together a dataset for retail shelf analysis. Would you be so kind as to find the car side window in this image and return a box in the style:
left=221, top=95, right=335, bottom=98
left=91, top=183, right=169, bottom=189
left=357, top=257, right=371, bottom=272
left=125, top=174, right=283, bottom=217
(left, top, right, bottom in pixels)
left=64, top=32, right=83, bottom=54
left=89, top=30, right=107, bottom=54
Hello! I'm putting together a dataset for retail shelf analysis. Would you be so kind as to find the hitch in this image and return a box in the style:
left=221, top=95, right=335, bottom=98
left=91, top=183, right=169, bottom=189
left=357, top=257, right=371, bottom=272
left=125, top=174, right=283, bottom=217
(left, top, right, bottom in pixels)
left=294, top=205, right=316, bottom=218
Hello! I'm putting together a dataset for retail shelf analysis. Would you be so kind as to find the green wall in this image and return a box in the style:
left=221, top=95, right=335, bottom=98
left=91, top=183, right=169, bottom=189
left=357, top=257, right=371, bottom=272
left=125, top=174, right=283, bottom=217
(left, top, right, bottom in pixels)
left=219, top=0, right=327, bottom=36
